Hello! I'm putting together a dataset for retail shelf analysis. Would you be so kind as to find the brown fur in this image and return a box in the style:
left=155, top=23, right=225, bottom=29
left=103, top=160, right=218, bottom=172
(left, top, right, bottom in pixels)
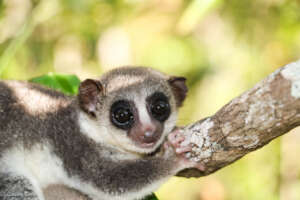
left=44, top=185, right=90, bottom=200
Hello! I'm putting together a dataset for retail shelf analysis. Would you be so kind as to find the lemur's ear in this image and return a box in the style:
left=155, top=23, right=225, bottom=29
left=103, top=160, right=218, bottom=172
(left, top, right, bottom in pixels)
left=78, top=79, right=103, bottom=117
left=168, top=76, right=188, bottom=107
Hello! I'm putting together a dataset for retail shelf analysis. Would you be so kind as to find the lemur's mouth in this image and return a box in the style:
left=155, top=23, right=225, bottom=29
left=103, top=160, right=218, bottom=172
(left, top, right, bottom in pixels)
left=139, top=142, right=155, bottom=148
left=129, top=131, right=161, bottom=149
left=132, top=137, right=160, bottom=149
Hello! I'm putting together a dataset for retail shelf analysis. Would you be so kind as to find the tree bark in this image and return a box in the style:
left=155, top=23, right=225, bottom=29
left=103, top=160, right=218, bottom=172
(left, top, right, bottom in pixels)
left=178, top=60, right=300, bottom=177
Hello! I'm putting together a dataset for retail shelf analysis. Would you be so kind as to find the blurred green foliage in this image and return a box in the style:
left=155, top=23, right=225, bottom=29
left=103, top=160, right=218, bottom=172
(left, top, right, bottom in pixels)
left=30, top=73, right=80, bottom=95
left=1, top=0, right=300, bottom=200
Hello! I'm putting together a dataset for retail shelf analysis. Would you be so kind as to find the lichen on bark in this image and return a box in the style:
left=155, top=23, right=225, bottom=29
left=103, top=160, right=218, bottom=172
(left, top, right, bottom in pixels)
left=178, top=60, right=300, bottom=177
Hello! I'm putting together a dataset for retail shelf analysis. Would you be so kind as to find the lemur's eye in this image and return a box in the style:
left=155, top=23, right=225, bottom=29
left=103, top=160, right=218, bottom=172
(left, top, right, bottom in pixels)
left=111, top=100, right=134, bottom=130
left=148, top=92, right=170, bottom=122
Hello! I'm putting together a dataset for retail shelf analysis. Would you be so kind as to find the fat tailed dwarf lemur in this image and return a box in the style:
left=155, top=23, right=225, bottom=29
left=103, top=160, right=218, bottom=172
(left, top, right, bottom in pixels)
left=0, top=67, right=203, bottom=200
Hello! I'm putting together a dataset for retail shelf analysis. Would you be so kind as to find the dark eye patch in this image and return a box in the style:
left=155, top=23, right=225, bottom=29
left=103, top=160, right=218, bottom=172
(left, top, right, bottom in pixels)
left=110, top=100, right=134, bottom=130
left=147, top=92, right=171, bottom=122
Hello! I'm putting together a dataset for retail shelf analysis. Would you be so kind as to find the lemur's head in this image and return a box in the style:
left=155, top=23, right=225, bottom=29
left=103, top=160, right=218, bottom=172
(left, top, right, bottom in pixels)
left=78, top=67, right=187, bottom=154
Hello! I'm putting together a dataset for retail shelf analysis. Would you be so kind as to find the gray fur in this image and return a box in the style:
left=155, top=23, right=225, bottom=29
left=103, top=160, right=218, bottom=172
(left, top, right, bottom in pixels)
left=0, top=67, right=186, bottom=200
left=0, top=82, right=24, bottom=154
left=0, top=173, right=38, bottom=200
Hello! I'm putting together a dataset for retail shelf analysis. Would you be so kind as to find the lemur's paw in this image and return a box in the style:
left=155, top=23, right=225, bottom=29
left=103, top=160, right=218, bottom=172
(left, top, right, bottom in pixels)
left=166, top=128, right=206, bottom=172
left=167, top=129, right=192, bottom=155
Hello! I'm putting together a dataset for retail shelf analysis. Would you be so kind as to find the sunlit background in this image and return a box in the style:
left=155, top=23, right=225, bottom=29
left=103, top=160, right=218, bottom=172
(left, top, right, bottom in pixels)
left=1, top=0, right=300, bottom=199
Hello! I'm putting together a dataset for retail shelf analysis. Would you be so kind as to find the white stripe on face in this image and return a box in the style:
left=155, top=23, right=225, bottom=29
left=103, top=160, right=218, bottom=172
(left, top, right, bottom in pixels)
left=135, top=99, right=152, bottom=127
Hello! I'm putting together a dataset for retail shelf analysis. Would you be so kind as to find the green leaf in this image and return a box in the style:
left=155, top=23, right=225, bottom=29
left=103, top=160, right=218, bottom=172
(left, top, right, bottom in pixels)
left=30, top=73, right=81, bottom=95
left=143, top=194, right=159, bottom=200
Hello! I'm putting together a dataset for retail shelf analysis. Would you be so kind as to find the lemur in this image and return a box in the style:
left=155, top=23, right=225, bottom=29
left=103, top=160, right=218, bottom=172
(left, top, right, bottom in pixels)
left=0, top=67, right=203, bottom=200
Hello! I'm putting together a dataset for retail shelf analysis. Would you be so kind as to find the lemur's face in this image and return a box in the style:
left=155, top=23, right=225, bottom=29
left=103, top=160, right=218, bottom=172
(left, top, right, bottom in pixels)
left=78, top=67, right=187, bottom=154
left=109, top=91, right=172, bottom=152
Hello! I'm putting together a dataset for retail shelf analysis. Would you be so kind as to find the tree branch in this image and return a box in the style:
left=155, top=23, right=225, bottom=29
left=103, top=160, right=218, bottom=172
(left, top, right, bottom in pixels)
left=178, top=60, right=300, bottom=177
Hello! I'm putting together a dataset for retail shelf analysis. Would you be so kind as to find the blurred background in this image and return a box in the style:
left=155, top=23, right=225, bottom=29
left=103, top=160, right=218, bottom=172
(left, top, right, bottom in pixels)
left=1, top=0, right=300, bottom=199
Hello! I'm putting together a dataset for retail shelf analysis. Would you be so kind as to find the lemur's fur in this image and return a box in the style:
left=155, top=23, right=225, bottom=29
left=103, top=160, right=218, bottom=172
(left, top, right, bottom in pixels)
left=0, top=67, right=191, bottom=200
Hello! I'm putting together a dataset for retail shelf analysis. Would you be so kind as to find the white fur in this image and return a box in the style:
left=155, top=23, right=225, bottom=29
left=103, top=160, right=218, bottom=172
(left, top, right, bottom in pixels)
left=78, top=111, right=140, bottom=159
left=0, top=143, right=171, bottom=200
left=0, top=144, right=60, bottom=200
left=78, top=111, right=111, bottom=144
left=136, top=100, right=152, bottom=126
left=4, top=81, right=69, bottom=115
left=0, top=144, right=110, bottom=200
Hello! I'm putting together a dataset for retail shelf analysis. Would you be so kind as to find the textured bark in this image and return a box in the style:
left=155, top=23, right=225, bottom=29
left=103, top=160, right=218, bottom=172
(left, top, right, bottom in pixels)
left=178, top=60, right=300, bottom=177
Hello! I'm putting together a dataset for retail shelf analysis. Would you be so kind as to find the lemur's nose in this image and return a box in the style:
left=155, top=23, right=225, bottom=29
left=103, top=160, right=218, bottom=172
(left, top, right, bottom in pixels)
left=142, top=124, right=157, bottom=143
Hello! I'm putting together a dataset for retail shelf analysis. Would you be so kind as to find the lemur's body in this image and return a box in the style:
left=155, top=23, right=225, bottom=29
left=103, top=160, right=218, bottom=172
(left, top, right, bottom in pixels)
left=0, top=67, right=199, bottom=200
